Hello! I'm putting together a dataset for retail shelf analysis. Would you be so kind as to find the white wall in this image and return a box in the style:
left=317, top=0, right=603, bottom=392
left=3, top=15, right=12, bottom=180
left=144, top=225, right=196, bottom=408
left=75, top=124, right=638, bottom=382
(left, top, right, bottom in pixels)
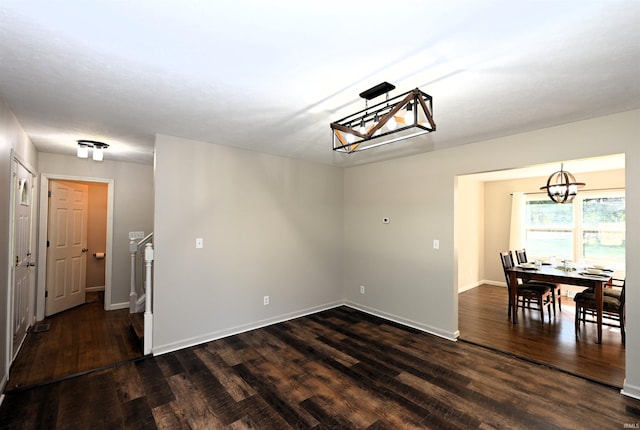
left=38, top=153, right=154, bottom=305
left=0, top=97, right=38, bottom=390
left=343, top=154, right=459, bottom=338
left=343, top=110, right=640, bottom=398
left=153, top=134, right=344, bottom=353
left=456, top=177, right=484, bottom=292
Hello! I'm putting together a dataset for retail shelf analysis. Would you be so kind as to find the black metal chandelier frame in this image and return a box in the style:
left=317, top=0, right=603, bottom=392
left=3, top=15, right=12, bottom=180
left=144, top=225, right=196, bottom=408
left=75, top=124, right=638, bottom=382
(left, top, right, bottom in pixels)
left=540, top=163, right=586, bottom=203
left=330, top=84, right=435, bottom=154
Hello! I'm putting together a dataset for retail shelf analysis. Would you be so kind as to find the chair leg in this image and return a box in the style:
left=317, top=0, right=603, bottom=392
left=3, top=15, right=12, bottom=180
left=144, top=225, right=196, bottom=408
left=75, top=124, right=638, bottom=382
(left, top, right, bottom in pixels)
left=557, top=287, right=562, bottom=311
left=538, top=297, right=544, bottom=324
left=551, top=289, right=557, bottom=317
left=574, top=303, right=581, bottom=336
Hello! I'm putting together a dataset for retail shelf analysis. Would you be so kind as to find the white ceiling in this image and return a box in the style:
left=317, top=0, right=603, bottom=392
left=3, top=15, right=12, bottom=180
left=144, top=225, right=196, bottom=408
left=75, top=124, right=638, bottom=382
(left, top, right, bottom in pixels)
left=1, top=1, right=639, bottom=167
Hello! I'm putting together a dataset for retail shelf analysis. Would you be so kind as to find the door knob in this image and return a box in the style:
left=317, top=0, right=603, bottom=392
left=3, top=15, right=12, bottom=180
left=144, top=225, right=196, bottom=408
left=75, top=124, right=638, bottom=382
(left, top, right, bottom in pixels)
left=82, top=248, right=89, bottom=253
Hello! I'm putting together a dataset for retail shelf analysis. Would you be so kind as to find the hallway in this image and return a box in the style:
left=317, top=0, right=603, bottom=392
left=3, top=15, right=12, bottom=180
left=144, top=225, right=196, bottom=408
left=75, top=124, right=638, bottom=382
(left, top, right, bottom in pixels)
left=6, top=292, right=143, bottom=392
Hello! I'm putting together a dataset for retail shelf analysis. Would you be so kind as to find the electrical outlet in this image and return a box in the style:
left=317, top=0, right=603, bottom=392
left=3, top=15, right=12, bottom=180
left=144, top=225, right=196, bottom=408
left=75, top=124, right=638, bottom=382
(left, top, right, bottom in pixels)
left=360, top=285, right=365, bottom=294
left=263, top=295, right=269, bottom=305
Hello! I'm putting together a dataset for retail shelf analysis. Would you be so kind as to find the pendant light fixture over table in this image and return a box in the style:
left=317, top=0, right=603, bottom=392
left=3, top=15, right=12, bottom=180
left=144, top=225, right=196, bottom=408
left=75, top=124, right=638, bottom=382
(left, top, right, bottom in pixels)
left=540, top=163, right=585, bottom=203
left=330, top=82, right=436, bottom=153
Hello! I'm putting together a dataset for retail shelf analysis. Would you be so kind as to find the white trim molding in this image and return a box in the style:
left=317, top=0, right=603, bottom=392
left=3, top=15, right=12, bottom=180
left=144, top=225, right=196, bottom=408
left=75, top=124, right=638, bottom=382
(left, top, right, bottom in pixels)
left=153, top=301, right=344, bottom=356
left=622, top=380, right=640, bottom=400
left=153, top=300, right=460, bottom=356
left=108, top=302, right=130, bottom=311
left=345, top=302, right=460, bottom=341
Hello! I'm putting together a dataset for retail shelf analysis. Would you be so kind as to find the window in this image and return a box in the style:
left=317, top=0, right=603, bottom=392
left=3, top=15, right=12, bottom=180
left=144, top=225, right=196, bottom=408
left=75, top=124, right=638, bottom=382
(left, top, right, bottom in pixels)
left=524, top=190, right=625, bottom=268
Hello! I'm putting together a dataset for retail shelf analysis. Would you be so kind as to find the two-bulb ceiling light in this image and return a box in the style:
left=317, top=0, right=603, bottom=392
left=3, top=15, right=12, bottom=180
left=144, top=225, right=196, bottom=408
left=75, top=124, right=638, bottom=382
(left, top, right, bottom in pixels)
left=77, top=140, right=109, bottom=161
left=540, top=163, right=585, bottom=203
left=330, top=82, right=436, bottom=153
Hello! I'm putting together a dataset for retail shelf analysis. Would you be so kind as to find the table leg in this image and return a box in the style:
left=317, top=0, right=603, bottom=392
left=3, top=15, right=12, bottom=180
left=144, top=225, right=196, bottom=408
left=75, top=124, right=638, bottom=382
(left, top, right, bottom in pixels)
left=508, top=271, right=518, bottom=324
left=595, top=281, right=604, bottom=344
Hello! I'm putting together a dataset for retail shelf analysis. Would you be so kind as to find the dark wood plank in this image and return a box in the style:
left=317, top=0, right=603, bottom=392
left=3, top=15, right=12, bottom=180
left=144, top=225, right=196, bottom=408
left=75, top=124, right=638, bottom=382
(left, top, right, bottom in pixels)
left=134, top=358, right=175, bottom=409
left=1, top=305, right=639, bottom=429
left=7, top=292, right=142, bottom=391
left=121, top=397, right=157, bottom=430
left=458, top=284, right=625, bottom=387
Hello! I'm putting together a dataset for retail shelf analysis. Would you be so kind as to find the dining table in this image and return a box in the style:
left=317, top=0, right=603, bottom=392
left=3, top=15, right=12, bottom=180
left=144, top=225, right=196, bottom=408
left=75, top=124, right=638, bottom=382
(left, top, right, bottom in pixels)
left=506, top=264, right=612, bottom=343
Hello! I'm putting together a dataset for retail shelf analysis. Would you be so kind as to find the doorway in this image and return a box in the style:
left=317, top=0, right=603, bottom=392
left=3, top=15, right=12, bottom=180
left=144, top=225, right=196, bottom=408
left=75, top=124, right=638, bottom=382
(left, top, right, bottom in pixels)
left=9, top=154, right=36, bottom=364
left=454, top=154, right=626, bottom=386
left=5, top=174, right=144, bottom=390
left=36, top=174, right=114, bottom=320
left=44, top=180, right=109, bottom=316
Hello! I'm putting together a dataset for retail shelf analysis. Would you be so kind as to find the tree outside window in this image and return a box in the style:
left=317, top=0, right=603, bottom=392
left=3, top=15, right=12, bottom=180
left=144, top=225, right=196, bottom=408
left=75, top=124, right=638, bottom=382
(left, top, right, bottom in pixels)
left=524, top=191, right=625, bottom=268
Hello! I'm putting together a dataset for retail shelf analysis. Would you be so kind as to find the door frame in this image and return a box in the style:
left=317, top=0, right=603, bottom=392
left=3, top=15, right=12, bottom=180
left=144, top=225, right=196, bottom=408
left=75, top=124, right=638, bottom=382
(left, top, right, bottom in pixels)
left=36, top=174, right=115, bottom=320
left=6, top=150, right=37, bottom=373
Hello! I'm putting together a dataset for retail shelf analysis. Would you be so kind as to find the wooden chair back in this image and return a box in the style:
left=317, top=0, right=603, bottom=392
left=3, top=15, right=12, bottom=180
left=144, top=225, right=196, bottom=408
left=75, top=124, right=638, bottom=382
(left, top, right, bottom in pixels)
left=499, top=251, right=515, bottom=285
left=515, top=249, right=528, bottom=265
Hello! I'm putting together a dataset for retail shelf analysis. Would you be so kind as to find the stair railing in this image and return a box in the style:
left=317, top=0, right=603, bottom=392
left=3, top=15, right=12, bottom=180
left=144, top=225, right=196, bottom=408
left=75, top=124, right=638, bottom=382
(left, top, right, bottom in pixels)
left=129, top=233, right=153, bottom=313
left=143, top=242, right=153, bottom=354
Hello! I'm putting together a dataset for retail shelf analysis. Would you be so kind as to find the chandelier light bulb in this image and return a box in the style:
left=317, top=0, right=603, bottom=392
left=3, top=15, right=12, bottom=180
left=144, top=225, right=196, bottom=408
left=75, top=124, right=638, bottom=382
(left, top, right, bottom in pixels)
left=346, top=132, right=355, bottom=143
left=386, top=115, right=397, bottom=130
left=404, top=103, right=414, bottom=125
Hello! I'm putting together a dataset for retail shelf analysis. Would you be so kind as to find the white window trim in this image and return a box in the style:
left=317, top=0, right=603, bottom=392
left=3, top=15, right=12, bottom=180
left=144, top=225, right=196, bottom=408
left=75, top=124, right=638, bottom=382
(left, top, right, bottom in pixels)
left=524, top=189, right=625, bottom=269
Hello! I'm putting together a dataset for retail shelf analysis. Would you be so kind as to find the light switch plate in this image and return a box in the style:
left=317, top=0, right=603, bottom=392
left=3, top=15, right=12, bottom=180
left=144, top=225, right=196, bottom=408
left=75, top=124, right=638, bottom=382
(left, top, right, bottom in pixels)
left=433, top=239, right=440, bottom=250
left=195, top=238, right=204, bottom=249
left=129, top=231, right=145, bottom=240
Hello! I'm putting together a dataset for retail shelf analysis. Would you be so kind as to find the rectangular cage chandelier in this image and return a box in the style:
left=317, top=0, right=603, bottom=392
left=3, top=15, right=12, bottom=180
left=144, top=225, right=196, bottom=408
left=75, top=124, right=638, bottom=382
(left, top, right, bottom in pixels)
left=330, top=82, right=436, bottom=154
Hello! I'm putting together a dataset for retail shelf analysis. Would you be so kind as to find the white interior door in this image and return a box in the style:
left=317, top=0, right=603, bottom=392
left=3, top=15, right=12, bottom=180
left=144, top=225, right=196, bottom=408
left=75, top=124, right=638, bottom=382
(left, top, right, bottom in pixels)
left=45, top=180, right=89, bottom=316
left=11, top=162, right=34, bottom=360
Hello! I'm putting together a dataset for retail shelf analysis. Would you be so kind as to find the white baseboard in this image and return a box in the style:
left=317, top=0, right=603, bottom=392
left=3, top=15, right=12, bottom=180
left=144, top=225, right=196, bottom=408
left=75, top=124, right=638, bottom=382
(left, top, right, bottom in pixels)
left=483, top=280, right=506, bottom=287
left=459, top=280, right=505, bottom=292
left=107, top=301, right=130, bottom=311
left=622, top=379, right=640, bottom=400
left=153, top=300, right=461, bottom=356
left=152, top=301, right=344, bottom=356
left=345, top=302, right=459, bottom=341
left=458, top=281, right=482, bottom=293
left=86, top=286, right=105, bottom=292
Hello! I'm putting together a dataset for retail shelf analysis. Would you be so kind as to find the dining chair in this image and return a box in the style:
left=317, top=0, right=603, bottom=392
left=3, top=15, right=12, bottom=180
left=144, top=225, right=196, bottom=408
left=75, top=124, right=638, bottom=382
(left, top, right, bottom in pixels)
left=514, top=248, right=562, bottom=316
left=574, top=278, right=625, bottom=344
left=500, top=251, right=552, bottom=324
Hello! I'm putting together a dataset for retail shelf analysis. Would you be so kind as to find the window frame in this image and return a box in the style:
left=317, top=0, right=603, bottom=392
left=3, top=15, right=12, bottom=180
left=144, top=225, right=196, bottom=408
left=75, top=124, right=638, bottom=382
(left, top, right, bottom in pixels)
left=524, top=189, right=625, bottom=269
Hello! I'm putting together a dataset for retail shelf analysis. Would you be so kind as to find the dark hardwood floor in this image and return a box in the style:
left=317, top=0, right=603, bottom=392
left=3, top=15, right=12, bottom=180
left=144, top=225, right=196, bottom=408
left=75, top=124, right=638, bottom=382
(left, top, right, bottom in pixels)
left=6, top=292, right=143, bottom=391
left=1, top=306, right=638, bottom=429
left=458, top=284, right=625, bottom=388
